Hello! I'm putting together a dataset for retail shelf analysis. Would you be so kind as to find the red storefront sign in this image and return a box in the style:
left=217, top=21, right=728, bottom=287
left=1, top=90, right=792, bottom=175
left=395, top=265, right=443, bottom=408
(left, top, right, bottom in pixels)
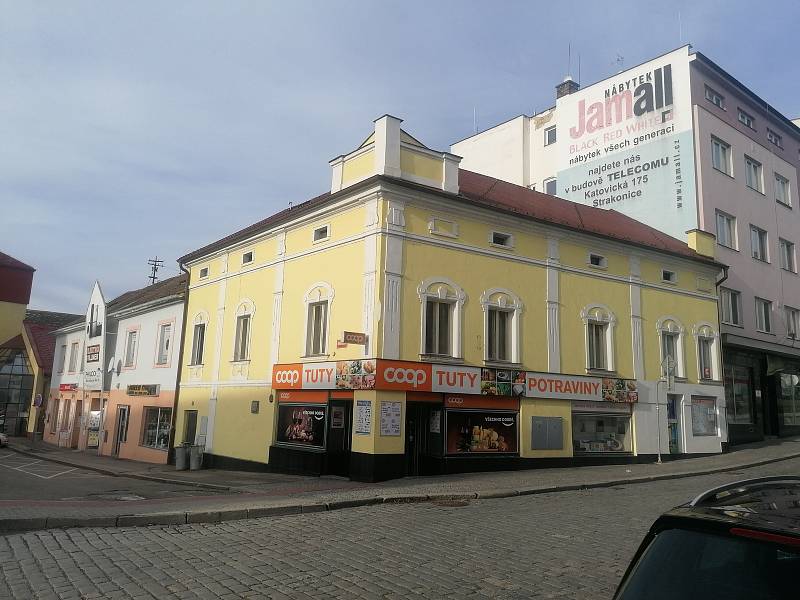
left=276, top=390, right=328, bottom=404
left=444, top=394, right=520, bottom=410
left=377, top=360, right=432, bottom=391
left=58, top=383, right=78, bottom=392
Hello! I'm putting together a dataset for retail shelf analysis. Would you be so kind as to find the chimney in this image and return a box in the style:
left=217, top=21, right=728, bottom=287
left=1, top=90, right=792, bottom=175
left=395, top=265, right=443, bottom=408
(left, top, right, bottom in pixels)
left=556, top=76, right=580, bottom=99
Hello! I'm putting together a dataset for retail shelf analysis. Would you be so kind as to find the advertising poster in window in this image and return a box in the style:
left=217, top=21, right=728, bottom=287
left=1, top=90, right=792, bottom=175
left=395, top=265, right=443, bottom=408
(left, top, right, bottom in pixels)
left=446, top=410, right=518, bottom=454
left=336, top=359, right=376, bottom=390
left=480, top=368, right=526, bottom=397
left=355, top=400, right=371, bottom=435
left=691, top=396, right=717, bottom=436
left=276, top=404, right=326, bottom=448
left=555, top=46, right=697, bottom=240
left=380, top=401, right=402, bottom=436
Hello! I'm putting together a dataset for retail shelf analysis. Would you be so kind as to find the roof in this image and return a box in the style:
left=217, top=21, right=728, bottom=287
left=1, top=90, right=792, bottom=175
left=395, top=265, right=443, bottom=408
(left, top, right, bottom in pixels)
left=22, top=311, right=82, bottom=374
left=179, top=170, right=718, bottom=267
left=107, top=274, right=188, bottom=315
left=0, top=334, right=26, bottom=350
left=0, top=251, right=35, bottom=272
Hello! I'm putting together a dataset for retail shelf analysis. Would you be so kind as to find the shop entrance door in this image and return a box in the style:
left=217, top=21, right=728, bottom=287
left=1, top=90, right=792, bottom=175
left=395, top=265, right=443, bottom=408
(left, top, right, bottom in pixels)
left=405, top=403, right=425, bottom=476
left=69, top=400, right=82, bottom=448
left=326, top=400, right=351, bottom=477
left=667, top=394, right=681, bottom=454
left=112, top=405, right=129, bottom=457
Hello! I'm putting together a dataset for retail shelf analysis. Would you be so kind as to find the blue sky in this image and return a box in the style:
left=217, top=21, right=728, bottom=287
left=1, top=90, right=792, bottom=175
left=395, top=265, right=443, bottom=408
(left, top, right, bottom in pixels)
left=2, top=0, right=798, bottom=312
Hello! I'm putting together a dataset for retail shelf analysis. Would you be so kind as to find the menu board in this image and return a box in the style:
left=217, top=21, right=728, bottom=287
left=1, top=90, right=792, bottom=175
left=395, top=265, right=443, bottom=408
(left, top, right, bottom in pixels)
left=276, top=404, right=326, bottom=448
left=380, top=401, right=402, bottom=436
left=355, top=400, right=371, bottom=435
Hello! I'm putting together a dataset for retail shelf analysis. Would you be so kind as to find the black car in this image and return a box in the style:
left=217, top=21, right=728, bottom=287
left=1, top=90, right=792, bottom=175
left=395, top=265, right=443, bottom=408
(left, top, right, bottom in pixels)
left=614, top=476, right=800, bottom=600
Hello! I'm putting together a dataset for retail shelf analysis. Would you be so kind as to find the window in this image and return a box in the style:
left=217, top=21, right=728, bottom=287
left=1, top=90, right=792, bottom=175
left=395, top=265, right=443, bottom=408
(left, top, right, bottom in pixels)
left=50, top=399, right=59, bottom=433
left=155, top=323, right=172, bottom=365
left=582, top=305, right=616, bottom=372
left=123, top=330, right=138, bottom=367
left=767, top=128, right=783, bottom=148
left=312, top=225, right=329, bottom=242
left=725, top=365, right=753, bottom=424
left=786, top=307, right=799, bottom=339
left=755, top=297, right=772, bottom=333
left=704, top=86, right=724, bottom=109
left=242, top=251, right=253, bottom=264
left=67, top=341, right=79, bottom=373
left=738, top=109, right=755, bottom=129
left=57, top=344, right=66, bottom=373
left=544, top=178, right=558, bottom=195
left=780, top=373, right=800, bottom=425
left=715, top=211, right=737, bottom=249
left=190, top=323, right=205, bottom=365
left=711, top=137, right=731, bottom=175
left=775, top=173, right=791, bottom=207
left=199, top=266, right=209, bottom=279
left=691, top=397, right=717, bottom=436
left=306, top=301, right=328, bottom=356
left=424, top=299, right=452, bottom=356
left=698, top=337, right=714, bottom=380
left=750, top=225, right=768, bottom=262
left=661, top=332, right=679, bottom=371
left=486, top=308, right=511, bottom=362
left=780, top=238, right=796, bottom=272
left=490, top=231, right=513, bottom=247
left=588, top=253, right=607, bottom=268
left=544, top=126, right=557, bottom=146
left=233, top=314, right=251, bottom=361
left=587, top=323, right=607, bottom=370
left=141, top=407, right=171, bottom=450
left=744, top=156, right=763, bottom=192
left=658, top=318, right=685, bottom=379
left=720, top=288, right=742, bottom=325
left=661, top=269, right=677, bottom=284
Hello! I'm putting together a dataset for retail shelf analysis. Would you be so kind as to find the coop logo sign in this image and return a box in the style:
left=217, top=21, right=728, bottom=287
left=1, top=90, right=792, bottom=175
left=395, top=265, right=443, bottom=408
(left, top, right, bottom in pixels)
left=272, top=365, right=302, bottom=389
left=383, top=367, right=427, bottom=388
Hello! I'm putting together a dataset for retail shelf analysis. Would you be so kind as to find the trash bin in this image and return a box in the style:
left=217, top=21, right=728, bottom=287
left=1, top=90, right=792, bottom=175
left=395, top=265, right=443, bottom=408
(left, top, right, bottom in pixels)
left=189, top=445, right=204, bottom=471
left=175, top=443, right=189, bottom=471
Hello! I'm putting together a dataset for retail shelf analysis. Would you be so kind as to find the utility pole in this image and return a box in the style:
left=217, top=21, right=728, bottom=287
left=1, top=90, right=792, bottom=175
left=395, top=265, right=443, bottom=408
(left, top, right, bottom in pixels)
left=147, top=256, right=164, bottom=285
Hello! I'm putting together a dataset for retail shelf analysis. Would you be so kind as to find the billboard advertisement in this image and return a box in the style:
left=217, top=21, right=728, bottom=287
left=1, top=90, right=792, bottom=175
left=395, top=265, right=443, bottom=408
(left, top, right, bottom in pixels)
left=555, top=47, right=697, bottom=240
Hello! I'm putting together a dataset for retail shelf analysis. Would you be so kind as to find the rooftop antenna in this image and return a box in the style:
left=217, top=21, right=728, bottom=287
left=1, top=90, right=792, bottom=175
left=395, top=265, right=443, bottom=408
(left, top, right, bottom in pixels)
left=615, top=53, right=625, bottom=73
left=147, top=256, right=164, bottom=285
left=678, top=11, right=683, bottom=44
left=567, top=42, right=572, bottom=77
left=578, top=53, right=581, bottom=85
left=473, top=106, right=477, bottom=134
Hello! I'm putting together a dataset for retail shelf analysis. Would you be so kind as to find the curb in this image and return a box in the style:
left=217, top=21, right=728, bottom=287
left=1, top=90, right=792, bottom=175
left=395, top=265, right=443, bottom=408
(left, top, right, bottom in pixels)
left=3, top=447, right=800, bottom=535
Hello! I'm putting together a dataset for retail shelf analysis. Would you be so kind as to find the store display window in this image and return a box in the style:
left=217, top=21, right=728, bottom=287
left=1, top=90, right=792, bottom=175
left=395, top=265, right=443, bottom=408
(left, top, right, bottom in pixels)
left=276, top=404, right=326, bottom=448
left=780, top=374, right=800, bottom=426
left=691, top=396, right=717, bottom=436
left=446, top=410, right=518, bottom=455
left=572, top=413, right=631, bottom=453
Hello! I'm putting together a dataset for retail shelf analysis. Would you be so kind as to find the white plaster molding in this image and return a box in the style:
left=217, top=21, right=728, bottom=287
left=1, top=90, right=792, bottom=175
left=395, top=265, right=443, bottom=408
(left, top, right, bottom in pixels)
left=374, top=115, right=402, bottom=178
left=417, top=277, right=467, bottom=359
left=580, top=304, right=617, bottom=372
left=479, top=287, right=523, bottom=364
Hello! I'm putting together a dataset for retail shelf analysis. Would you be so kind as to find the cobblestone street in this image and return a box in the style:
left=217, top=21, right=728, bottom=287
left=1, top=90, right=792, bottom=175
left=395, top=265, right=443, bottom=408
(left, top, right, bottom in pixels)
left=1, top=458, right=797, bottom=600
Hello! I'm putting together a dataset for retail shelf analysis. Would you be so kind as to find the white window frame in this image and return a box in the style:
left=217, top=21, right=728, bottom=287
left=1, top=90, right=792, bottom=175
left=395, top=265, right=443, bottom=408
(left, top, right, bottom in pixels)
left=480, top=288, right=523, bottom=364
left=312, top=224, right=330, bottom=243
left=418, top=277, right=466, bottom=360
left=241, top=251, right=254, bottom=265
left=750, top=225, right=769, bottom=262
left=155, top=321, right=173, bottom=366
left=232, top=299, right=255, bottom=362
left=779, top=238, right=796, bottom=273
left=428, top=217, right=459, bottom=239
left=580, top=304, right=616, bottom=373
left=720, top=287, right=742, bottom=326
left=489, top=231, right=514, bottom=249
left=755, top=297, right=773, bottom=333
left=767, top=128, right=783, bottom=148
left=123, top=328, right=139, bottom=369
left=711, top=137, right=732, bottom=176
left=715, top=210, right=737, bottom=249
left=704, top=86, right=724, bottom=109
left=543, top=177, right=558, bottom=195
left=775, top=173, right=791, bottom=207
left=544, top=125, right=557, bottom=146
left=67, top=341, right=79, bottom=373
left=198, top=266, right=209, bottom=279
left=738, top=109, right=755, bottom=129
left=302, top=282, right=334, bottom=358
left=661, top=269, right=677, bottom=284
left=57, top=344, right=66, bottom=373
left=693, top=323, right=721, bottom=382
left=306, top=301, right=329, bottom=356
left=744, top=155, right=763, bottom=193
left=656, top=317, right=686, bottom=379
left=587, top=252, right=608, bottom=269
left=785, top=306, right=799, bottom=340
left=189, top=313, right=208, bottom=366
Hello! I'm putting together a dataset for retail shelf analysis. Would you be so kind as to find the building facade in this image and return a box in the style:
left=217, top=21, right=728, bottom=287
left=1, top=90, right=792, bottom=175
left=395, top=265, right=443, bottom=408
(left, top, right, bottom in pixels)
left=452, top=46, right=800, bottom=444
left=44, top=276, right=185, bottom=463
left=175, top=116, right=726, bottom=482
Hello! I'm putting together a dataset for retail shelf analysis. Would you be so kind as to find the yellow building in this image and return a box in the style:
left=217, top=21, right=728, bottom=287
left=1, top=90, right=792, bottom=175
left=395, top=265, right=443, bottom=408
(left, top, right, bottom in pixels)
left=175, top=116, right=726, bottom=481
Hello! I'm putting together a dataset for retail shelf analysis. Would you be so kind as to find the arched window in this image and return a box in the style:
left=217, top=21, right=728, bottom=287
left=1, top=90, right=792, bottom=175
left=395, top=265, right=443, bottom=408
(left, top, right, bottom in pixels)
left=480, top=288, right=523, bottom=363
left=190, top=311, right=209, bottom=366
left=303, top=283, right=334, bottom=357
left=417, top=277, right=466, bottom=359
left=233, top=300, right=255, bottom=362
left=580, top=304, right=617, bottom=372
left=656, top=316, right=686, bottom=379
left=693, top=322, right=720, bottom=381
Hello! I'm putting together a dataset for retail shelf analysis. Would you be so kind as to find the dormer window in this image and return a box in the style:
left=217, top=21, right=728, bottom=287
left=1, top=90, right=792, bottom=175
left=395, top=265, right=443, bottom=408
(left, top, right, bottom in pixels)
left=242, top=251, right=253, bottom=265
left=313, top=225, right=330, bottom=242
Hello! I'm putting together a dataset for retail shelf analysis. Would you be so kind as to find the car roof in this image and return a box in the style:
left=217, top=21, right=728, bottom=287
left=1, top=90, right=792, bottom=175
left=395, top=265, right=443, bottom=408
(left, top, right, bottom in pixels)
left=659, top=477, right=800, bottom=538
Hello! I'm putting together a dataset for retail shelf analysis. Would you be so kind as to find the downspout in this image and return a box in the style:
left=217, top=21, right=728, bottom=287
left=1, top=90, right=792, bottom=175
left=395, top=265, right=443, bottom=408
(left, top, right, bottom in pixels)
left=166, top=264, right=191, bottom=465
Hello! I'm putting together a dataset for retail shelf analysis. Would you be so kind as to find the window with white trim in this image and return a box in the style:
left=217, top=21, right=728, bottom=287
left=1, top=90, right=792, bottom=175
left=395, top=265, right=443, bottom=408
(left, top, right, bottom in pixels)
left=156, top=323, right=172, bottom=365
left=312, top=225, right=329, bottom=242
left=775, top=173, right=791, bottom=207
left=242, top=251, right=253, bottom=265
left=767, top=128, right=783, bottom=149
left=720, top=288, right=742, bottom=326
left=123, top=330, right=138, bottom=368
left=755, top=297, right=772, bottom=333
left=588, top=253, right=607, bottom=268
left=418, top=278, right=466, bottom=359
left=306, top=301, right=328, bottom=356
left=141, top=407, right=171, bottom=450
left=57, top=344, right=66, bottom=373
left=490, top=231, right=513, bottom=248
left=661, top=269, right=677, bottom=284
left=190, top=322, right=206, bottom=365
left=750, top=225, right=769, bottom=262
left=704, top=86, right=724, bottom=109
left=544, top=126, right=557, bottom=146
left=694, top=324, right=718, bottom=381
left=481, top=288, right=523, bottom=364
left=780, top=238, right=796, bottom=272
left=738, top=109, right=755, bottom=129
left=487, top=308, right=511, bottom=361
left=658, top=318, right=685, bottom=379
left=745, top=156, right=763, bottom=193
left=428, top=218, right=458, bottom=238
left=711, top=137, right=732, bottom=175
left=786, top=306, right=799, bottom=340
left=715, top=210, right=737, bottom=249
left=233, top=315, right=251, bottom=361
left=199, top=266, right=209, bottom=279
left=581, top=305, right=616, bottom=372
left=68, top=341, right=79, bottom=373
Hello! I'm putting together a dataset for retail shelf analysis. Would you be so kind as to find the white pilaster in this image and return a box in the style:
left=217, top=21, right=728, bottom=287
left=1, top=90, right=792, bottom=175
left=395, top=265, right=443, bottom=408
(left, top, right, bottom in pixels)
left=629, top=255, right=644, bottom=380
left=546, top=238, right=561, bottom=372
left=374, top=115, right=402, bottom=178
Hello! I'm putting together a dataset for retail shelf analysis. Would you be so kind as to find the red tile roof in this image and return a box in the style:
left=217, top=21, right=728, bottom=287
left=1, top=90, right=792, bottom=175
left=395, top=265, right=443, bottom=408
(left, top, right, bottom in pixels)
left=106, top=274, right=187, bottom=314
left=0, top=251, right=35, bottom=272
left=22, top=311, right=83, bottom=374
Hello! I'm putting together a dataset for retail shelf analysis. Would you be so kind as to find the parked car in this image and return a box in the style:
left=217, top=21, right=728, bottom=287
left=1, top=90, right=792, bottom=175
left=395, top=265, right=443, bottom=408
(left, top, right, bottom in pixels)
left=614, top=476, right=800, bottom=600
left=0, top=432, right=8, bottom=447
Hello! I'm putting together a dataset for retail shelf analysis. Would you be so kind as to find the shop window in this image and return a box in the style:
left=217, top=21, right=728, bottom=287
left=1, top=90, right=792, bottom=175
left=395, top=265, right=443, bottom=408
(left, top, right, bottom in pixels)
left=155, top=322, right=172, bottom=365
left=481, top=288, right=523, bottom=364
left=657, top=317, right=685, bottom=379
left=141, top=407, right=171, bottom=450
left=303, top=282, right=334, bottom=357
left=190, top=321, right=206, bottom=366
left=418, top=277, right=465, bottom=359
left=276, top=403, right=326, bottom=448
left=725, top=365, right=754, bottom=424
left=0, top=347, right=34, bottom=437
left=572, top=412, right=631, bottom=453
left=780, top=373, right=800, bottom=426
left=123, top=330, right=139, bottom=368
left=691, top=396, right=718, bottom=436
left=581, top=305, right=616, bottom=372
left=446, top=410, right=517, bottom=454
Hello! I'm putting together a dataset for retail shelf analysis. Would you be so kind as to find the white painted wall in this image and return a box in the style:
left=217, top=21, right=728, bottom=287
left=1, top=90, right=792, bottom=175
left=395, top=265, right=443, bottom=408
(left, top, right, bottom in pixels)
left=452, top=116, right=529, bottom=186
left=50, top=328, right=86, bottom=390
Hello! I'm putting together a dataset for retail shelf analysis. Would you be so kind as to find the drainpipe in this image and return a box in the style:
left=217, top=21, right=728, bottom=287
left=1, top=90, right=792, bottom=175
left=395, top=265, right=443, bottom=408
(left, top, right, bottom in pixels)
left=166, top=264, right=190, bottom=465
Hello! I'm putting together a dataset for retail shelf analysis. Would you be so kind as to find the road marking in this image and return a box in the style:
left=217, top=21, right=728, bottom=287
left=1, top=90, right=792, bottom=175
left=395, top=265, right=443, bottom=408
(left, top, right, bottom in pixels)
left=12, top=460, right=43, bottom=469
left=42, top=468, right=77, bottom=479
left=0, top=458, right=78, bottom=479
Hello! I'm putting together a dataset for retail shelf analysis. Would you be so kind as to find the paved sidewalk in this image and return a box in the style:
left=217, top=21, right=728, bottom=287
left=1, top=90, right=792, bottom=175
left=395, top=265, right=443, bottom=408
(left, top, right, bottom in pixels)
left=3, top=436, right=800, bottom=534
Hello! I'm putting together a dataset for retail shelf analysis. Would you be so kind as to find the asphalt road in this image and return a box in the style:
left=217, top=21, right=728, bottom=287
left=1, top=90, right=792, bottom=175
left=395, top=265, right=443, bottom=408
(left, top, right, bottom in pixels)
left=2, top=457, right=798, bottom=599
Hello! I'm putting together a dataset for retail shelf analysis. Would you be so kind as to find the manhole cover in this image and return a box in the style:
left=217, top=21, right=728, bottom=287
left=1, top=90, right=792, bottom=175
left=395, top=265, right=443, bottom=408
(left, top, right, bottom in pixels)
left=431, top=499, right=470, bottom=507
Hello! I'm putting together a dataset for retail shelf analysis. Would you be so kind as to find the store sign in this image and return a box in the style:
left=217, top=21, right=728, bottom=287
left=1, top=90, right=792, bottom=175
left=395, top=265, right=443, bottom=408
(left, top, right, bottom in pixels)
left=432, top=364, right=481, bottom=394
left=341, top=331, right=368, bottom=345
left=275, top=403, right=326, bottom=448
left=126, top=384, right=159, bottom=396
left=335, top=359, right=376, bottom=390
left=526, top=372, right=638, bottom=403
left=84, top=367, right=102, bottom=390
left=58, top=383, right=77, bottom=392
left=378, top=360, right=431, bottom=390
left=86, top=344, right=100, bottom=363
left=446, top=410, right=518, bottom=455
left=555, top=46, right=697, bottom=240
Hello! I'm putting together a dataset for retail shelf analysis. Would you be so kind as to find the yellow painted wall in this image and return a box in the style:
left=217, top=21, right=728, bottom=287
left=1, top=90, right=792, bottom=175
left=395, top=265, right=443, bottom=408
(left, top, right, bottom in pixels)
left=400, top=148, right=442, bottom=182
left=21, top=327, right=46, bottom=434
left=559, top=240, right=629, bottom=278
left=341, top=148, right=375, bottom=187
left=351, top=390, right=405, bottom=455
left=0, top=300, right=26, bottom=346
left=210, top=386, right=276, bottom=463
left=519, top=398, right=573, bottom=458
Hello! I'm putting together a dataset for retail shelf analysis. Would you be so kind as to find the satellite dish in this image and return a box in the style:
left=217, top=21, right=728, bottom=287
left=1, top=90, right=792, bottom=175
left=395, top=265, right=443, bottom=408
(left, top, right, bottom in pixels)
left=107, top=357, right=116, bottom=373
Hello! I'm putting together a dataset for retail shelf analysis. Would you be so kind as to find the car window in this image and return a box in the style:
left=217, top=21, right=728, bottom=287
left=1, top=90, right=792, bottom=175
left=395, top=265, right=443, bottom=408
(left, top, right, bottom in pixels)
left=616, top=527, right=800, bottom=600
